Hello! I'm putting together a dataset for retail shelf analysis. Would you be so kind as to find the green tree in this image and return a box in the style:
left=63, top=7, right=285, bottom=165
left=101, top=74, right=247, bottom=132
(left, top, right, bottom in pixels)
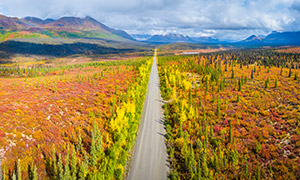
left=231, top=69, right=235, bottom=79
left=265, top=78, right=269, bottom=88
left=77, top=130, right=83, bottom=152
left=52, top=146, right=57, bottom=177
left=90, top=120, right=98, bottom=167
left=63, top=150, right=71, bottom=180
left=2, top=166, right=6, bottom=180
left=229, top=120, right=233, bottom=144
left=217, top=96, right=220, bottom=116
left=83, top=151, right=89, bottom=175
left=274, top=78, right=278, bottom=88
left=77, top=161, right=85, bottom=180
left=201, top=152, right=209, bottom=177
left=57, top=154, right=63, bottom=180
left=257, top=162, right=261, bottom=180
left=28, top=164, right=38, bottom=180
left=71, top=145, right=77, bottom=180
left=288, top=68, right=292, bottom=77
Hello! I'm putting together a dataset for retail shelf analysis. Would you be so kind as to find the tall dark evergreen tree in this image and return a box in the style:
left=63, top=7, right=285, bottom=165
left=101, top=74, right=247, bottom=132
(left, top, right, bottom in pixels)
left=71, top=145, right=77, bottom=180
left=77, top=130, right=83, bottom=152
left=57, top=154, right=63, bottom=180
left=63, top=149, right=71, bottom=180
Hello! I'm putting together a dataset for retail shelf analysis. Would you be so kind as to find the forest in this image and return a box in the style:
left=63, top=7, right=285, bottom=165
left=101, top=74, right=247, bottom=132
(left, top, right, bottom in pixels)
left=158, top=49, right=300, bottom=179
left=0, top=56, right=152, bottom=179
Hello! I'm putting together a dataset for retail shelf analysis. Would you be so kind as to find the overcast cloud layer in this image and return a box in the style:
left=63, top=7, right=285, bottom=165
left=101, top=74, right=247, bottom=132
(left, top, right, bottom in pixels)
left=1, top=0, right=300, bottom=40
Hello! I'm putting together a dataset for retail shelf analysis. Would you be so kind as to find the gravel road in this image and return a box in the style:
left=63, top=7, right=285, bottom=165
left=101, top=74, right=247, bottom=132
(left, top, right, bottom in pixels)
left=128, top=50, right=169, bottom=180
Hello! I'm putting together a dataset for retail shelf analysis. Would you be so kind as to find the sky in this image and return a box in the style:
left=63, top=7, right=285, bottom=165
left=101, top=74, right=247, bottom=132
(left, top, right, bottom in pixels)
left=0, top=0, right=300, bottom=41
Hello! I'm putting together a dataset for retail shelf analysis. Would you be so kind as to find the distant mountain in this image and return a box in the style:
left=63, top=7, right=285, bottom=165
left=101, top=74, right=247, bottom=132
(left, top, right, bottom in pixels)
left=191, top=36, right=220, bottom=44
left=23, top=17, right=55, bottom=26
left=0, top=14, right=134, bottom=41
left=146, top=34, right=194, bottom=44
left=239, top=31, right=300, bottom=45
left=131, top=34, right=152, bottom=41
left=263, top=31, right=300, bottom=45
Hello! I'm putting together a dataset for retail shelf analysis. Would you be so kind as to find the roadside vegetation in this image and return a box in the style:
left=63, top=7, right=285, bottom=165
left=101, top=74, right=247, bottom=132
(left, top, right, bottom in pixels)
left=0, top=56, right=152, bottom=179
left=158, top=49, right=300, bottom=179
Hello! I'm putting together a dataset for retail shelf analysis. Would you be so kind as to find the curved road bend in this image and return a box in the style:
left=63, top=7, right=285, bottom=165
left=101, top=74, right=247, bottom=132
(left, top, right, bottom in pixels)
left=128, top=50, right=169, bottom=180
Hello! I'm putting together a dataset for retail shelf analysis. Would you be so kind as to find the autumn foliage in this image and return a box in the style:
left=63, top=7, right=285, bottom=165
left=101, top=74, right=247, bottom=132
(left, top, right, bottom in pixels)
left=158, top=49, right=300, bottom=180
left=0, top=57, right=152, bottom=179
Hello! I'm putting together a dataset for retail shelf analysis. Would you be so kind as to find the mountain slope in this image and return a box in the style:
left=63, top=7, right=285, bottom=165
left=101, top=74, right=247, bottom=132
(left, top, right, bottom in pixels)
left=191, top=36, right=220, bottom=43
left=0, top=15, right=30, bottom=30
left=0, top=14, right=134, bottom=41
left=146, top=34, right=194, bottom=43
left=239, top=31, right=300, bottom=45
left=23, top=17, right=55, bottom=26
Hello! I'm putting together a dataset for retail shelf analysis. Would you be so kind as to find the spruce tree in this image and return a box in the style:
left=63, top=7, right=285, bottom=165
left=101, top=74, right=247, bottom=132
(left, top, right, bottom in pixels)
left=52, top=146, right=57, bottom=177
left=229, top=120, right=233, bottom=144
left=90, top=120, right=98, bottom=167
left=238, top=78, right=242, bottom=91
left=83, top=151, right=89, bottom=174
left=77, top=130, right=83, bottom=152
left=205, top=80, right=208, bottom=96
left=217, top=96, right=220, bottom=116
left=201, top=152, right=209, bottom=177
left=63, top=149, right=71, bottom=180
left=265, top=78, right=269, bottom=88
left=257, top=162, right=261, bottom=180
left=210, top=121, right=214, bottom=137
left=77, top=161, right=85, bottom=180
left=2, top=166, right=6, bottom=180
left=29, top=165, right=38, bottom=180
left=71, top=145, right=77, bottom=180
left=275, top=78, right=278, bottom=88
left=57, top=154, right=63, bottom=180
left=288, top=68, right=292, bottom=77
left=231, top=69, right=235, bottom=79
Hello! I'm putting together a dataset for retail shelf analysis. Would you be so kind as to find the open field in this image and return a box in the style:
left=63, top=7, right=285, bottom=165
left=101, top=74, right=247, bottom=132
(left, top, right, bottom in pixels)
left=158, top=49, right=300, bottom=179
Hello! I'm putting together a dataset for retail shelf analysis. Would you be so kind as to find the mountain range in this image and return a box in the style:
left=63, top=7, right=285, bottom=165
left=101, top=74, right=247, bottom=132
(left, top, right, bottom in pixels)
left=142, top=31, right=300, bottom=46
left=238, top=31, right=300, bottom=45
left=0, top=14, right=134, bottom=42
left=1, top=14, right=300, bottom=46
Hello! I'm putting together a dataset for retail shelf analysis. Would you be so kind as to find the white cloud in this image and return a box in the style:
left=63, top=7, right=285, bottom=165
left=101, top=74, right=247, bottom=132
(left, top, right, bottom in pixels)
left=0, top=0, right=299, bottom=40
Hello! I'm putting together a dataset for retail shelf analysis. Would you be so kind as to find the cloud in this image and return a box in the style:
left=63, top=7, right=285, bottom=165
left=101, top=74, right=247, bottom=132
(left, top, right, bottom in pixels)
left=0, top=0, right=299, bottom=40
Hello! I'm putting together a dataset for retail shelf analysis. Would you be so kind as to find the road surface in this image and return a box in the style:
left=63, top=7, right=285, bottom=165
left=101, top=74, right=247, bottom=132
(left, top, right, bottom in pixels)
left=128, top=50, right=169, bottom=180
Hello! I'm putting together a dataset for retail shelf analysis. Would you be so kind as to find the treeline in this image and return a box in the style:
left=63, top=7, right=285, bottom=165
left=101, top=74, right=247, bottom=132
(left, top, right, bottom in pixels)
left=0, top=41, right=136, bottom=57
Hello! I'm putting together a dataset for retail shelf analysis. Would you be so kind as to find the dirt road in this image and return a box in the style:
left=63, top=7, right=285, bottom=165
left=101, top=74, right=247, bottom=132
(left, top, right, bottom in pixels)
left=128, top=50, right=169, bottom=180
